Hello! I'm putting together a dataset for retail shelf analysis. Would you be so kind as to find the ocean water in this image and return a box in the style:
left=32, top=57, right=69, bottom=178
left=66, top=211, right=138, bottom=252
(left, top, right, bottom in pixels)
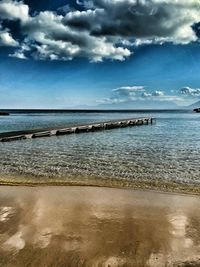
left=0, top=111, right=200, bottom=187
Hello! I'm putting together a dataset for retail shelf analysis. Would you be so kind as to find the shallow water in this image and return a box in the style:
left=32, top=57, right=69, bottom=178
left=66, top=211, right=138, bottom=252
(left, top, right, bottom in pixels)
left=0, top=111, right=200, bottom=187
left=0, top=186, right=200, bottom=267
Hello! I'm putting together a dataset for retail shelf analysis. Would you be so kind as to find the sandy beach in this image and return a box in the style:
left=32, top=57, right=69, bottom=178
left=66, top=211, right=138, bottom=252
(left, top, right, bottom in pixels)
left=0, top=186, right=200, bottom=267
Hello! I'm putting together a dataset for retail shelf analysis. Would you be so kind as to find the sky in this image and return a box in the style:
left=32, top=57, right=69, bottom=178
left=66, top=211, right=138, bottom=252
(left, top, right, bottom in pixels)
left=0, top=0, right=200, bottom=109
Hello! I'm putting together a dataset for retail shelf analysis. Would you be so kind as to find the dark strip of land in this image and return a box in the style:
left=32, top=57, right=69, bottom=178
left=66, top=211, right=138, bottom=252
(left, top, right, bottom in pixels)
left=0, top=109, right=189, bottom=114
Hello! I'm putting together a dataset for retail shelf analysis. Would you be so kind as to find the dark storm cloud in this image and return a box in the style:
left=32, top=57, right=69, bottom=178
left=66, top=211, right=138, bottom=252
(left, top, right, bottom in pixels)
left=0, top=0, right=200, bottom=61
left=66, top=0, right=200, bottom=42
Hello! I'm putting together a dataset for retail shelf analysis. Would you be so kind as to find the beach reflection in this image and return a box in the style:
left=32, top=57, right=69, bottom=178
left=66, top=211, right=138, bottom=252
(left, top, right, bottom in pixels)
left=0, top=186, right=200, bottom=267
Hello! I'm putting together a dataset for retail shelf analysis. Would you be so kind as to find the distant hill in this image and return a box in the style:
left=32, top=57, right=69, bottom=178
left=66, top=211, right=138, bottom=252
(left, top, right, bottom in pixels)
left=97, top=100, right=180, bottom=110
left=188, top=100, right=200, bottom=109
left=72, top=100, right=185, bottom=110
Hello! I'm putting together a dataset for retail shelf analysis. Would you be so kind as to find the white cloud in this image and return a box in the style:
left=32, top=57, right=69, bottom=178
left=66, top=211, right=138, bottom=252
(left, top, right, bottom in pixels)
left=113, top=86, right=145, bottom=92
left=111, top=86, right=145, bottom=101
left=97, top=86, right=184, bottom=105
left=132, top=39, right=153, bottom=46
left=98, top=86, right=171, bottom=104
left=19, top=10, right=130, bottom=61
left=0, top=0, right=29, bottom=22
left=142, top=90, right=165, bottom=98
left=9, top=43, right=29, bottom=59
left=152, top=90, right=164, bottom=96
left=9, top=50, right=27, bottom=59
left=0, top=30, right=18, bottom=46
left=112, top=86, right=145, bottom=96
left=142, top=92, right=152, bottom=98
left=180, top=86, right=200, bottom=96
left=0, top=0, right=200, bottom=61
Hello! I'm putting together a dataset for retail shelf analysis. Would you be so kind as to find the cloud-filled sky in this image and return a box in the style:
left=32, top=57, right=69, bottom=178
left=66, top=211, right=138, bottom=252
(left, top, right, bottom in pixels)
left=0, top=0, right=200, bottom=108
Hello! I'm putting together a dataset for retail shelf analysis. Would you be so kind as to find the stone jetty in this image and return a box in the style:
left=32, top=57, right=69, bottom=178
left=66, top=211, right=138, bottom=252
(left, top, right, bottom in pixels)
left=0, top=117, right=155, bottom=142
left=0, top=112, right=9, bottom=116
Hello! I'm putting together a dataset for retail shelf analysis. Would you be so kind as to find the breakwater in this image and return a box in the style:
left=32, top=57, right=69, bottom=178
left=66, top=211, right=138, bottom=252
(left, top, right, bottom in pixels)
left=0, top=117, right=154, bottom=142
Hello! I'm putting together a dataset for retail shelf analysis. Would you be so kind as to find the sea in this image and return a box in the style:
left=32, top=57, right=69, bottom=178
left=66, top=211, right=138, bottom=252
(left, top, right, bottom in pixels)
left=0, top=110, right=200, bottom=189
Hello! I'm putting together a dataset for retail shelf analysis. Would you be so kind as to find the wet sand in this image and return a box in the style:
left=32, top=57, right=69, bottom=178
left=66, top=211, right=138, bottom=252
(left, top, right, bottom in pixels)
left=0, top=186, right=200, bottom=267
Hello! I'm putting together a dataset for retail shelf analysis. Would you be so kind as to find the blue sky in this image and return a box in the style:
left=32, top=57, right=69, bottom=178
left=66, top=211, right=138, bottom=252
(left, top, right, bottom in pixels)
left=0, top=0, right=200, bottom=109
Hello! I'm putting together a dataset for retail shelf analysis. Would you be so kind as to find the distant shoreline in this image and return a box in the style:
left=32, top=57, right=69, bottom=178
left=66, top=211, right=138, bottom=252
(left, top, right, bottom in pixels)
left=0, top=108, right=191, bottom=114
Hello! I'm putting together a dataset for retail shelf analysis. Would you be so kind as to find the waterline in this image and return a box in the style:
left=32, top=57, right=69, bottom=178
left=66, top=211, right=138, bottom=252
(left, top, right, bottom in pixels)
left=1, top=174, right=200, bottom=195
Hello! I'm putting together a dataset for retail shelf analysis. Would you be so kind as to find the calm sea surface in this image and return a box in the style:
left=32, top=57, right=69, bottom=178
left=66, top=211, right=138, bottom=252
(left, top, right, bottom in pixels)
left=0, top=111, right=200, bottom=187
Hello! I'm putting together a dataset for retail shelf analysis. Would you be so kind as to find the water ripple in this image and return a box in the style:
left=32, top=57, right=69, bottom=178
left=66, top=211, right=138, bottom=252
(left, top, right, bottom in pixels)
left=0, top=112, right=200, bottom=187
